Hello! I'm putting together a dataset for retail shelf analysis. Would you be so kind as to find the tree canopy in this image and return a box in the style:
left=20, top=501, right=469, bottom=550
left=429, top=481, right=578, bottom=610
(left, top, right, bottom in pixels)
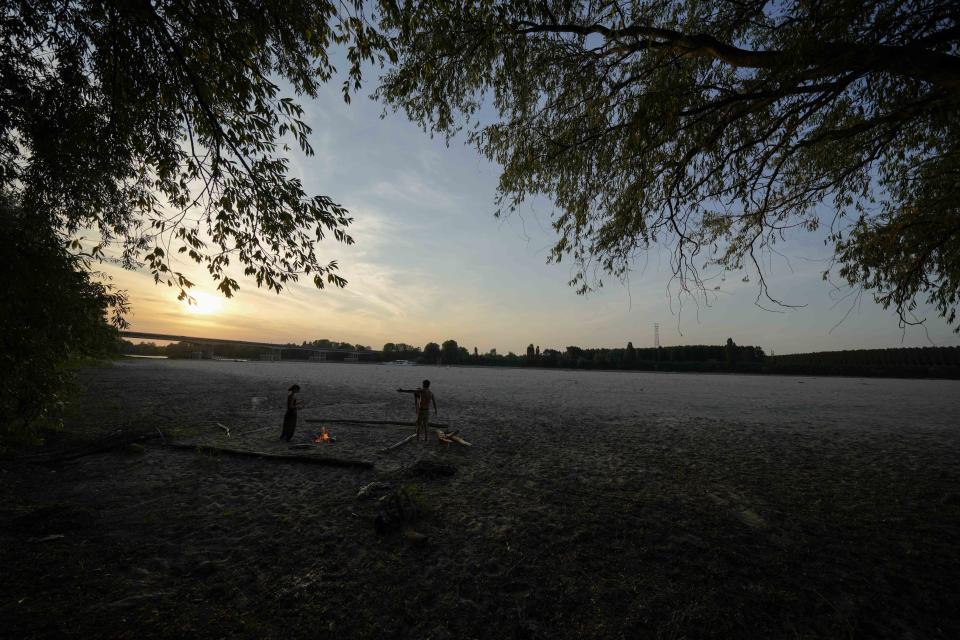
left=2, top=0, right=389, bottom=300
left=1, top=1, right=391, bottom=439
left=377, top=0, right=960, bottom=329
left=1, top=197, right=126, bottom=446
left=423, top=341, right=441, bottom=363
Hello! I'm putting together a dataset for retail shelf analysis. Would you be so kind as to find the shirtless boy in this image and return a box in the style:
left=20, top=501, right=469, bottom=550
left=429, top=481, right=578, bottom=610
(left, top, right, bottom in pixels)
left=397, top=380, right=437, bottom=441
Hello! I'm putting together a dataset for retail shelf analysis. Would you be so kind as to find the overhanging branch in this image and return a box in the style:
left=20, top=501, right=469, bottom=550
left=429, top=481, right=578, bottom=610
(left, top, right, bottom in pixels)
left=511, top=20, right=960, bottom=90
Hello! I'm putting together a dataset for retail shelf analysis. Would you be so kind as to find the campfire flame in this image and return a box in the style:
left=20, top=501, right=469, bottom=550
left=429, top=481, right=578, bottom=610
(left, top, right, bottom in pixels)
left=314, top=427, right=331, bottom=444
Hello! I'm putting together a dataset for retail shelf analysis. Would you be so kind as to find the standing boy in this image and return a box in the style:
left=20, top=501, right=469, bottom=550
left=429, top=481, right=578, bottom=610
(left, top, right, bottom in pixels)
left=397, top=380, right=438, bottom=441
left=281, top=384, right=303, bottom=442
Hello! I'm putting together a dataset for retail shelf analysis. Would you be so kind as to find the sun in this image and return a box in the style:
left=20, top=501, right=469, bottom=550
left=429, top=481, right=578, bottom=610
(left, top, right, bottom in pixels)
left=180, top=290, right=225, bottom=316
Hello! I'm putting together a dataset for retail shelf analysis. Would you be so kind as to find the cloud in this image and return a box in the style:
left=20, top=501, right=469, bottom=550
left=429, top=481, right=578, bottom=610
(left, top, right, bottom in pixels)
left=370, top=170, right=464, bottom=214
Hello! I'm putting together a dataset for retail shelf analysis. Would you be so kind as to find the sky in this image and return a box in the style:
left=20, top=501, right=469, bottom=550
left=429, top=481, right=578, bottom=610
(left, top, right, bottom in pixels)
left=104, top=65, right=960, bottom=356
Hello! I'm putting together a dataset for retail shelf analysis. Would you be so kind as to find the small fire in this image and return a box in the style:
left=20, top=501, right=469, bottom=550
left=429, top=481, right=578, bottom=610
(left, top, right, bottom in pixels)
left=314, top=427, right=332, bottom=444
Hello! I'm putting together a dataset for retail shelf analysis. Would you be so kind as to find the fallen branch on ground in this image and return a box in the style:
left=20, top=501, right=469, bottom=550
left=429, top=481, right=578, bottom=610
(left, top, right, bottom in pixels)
left=380, top=433, right=418, bottom=452
left=435, top=430, right=472, bottom=447
left=162, top=442, right=373, bottom=469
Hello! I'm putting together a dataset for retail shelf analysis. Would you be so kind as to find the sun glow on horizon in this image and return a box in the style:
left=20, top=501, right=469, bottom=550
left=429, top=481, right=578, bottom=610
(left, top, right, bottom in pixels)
left=179, top=290, right=225, bottom=316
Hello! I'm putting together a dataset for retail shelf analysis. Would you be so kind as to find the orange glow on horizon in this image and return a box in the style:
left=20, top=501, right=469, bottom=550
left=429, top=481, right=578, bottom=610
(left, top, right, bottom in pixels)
left=179, top=290, right=225, bottom=316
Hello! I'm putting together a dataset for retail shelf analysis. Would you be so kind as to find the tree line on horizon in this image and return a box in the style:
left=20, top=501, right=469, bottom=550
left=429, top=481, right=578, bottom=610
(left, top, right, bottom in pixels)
left=405, top=338, right=765, bottom=371
left=118, top=338, right=960, bottom=379
left=767, top=346, right=960, bottom=378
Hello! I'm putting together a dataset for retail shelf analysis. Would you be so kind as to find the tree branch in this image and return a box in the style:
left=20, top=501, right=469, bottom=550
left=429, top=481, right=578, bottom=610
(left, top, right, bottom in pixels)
left=511, top=20, right=960, bottom=90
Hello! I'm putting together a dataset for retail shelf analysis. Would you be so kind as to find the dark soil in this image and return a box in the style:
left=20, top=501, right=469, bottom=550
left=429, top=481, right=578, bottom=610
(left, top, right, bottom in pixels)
left=1, top=362, right=959, bottom=639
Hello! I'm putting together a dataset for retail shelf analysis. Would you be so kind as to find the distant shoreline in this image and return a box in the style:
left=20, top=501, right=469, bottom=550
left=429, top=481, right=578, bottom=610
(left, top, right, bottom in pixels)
left=120, top=339, right=960, bottom=381
left=122, top=356, right=960, bottom=382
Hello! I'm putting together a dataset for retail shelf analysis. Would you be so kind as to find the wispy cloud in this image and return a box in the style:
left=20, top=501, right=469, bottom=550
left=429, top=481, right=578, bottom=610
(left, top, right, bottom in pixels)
left=370, top=170, right=464, bottom=213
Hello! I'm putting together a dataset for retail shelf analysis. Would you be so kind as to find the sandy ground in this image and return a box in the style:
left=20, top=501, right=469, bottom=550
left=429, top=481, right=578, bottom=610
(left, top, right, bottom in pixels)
left=2, top=360, right=959, bottom=639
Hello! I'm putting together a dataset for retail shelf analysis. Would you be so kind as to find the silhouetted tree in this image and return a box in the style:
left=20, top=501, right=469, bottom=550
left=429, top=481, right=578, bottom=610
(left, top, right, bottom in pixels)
left=423, top=342, right=441, bottom=364
left=2, top=1, right=395, bottom=437
left=564, top=346, right=583, bottom=367
left=541, top=349, right=561, bottom=367
left=725, top=338, right=739, bottom=367
left=5, top=1, right=392, bottom=302
left=379, top=1, right=960, bottom=330
left=625, top=341, right=636, bottom=367
left=440, top=339, right=460, bottom=364
left=2, top=200, right=125, bottom=448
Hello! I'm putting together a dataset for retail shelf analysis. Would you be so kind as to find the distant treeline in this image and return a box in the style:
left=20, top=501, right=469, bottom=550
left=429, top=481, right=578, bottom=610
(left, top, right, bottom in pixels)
left=390, top=339, right=960, bottom=379
left=118, top=339, right=960, bottom=379
left=120, top=340, right=261, bottom=359
left=433, top=339, right=765, bottom=371
left=118, top=338, right=375, bottom=362
left=766, top=346, right=960, bottom=379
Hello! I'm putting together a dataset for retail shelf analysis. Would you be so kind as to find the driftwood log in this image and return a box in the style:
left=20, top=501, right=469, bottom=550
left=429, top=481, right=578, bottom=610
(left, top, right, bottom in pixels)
left=435, top=430, right=472, bottom=447
left=305, top=418, right=449, bottom=429
left=162, top=442, right=373, bottom=469
left=380, top=433, right=419, bottom=452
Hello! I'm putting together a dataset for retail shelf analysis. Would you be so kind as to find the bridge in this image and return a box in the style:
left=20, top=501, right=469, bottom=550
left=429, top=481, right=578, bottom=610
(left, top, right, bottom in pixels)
left=120, top=331, right=379, bottom=362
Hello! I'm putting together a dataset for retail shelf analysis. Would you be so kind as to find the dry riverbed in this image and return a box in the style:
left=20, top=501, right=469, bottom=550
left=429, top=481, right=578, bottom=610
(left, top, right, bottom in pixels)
left=2, top=360, right=959, bottom=638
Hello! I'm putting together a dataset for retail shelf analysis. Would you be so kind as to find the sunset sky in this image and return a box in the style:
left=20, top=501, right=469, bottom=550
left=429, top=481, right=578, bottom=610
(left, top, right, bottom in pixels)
left=105, top=66, right=960, bottom=356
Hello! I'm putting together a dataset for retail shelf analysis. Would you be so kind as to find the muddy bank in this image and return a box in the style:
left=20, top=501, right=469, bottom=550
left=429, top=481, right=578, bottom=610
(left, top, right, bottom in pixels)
left=1, top=361, right=959, bottom=638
